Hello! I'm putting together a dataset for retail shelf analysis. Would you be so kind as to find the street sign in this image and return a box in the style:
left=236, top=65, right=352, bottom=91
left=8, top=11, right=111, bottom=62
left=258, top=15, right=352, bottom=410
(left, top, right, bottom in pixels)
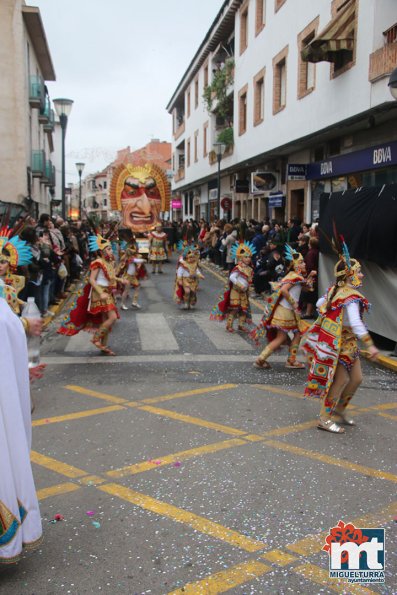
left=221, top=197, right=232, bottom=210
left=287, top=164, right=307, bottom=180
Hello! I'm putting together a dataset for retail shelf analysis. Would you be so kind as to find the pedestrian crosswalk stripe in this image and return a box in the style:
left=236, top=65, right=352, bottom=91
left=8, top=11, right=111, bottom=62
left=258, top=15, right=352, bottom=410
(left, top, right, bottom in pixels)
left=136, top=313, right=179, bottom=351
left=195, top=316, right=253, bottom=351
left=64, top=331, right=97, bottom=353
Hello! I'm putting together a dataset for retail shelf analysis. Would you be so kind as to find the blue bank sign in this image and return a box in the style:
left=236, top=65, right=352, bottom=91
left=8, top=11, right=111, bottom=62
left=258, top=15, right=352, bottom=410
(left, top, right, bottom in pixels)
left=306, top=141, right=397, bottom=180
left=287, top=164, right=307, bottom=179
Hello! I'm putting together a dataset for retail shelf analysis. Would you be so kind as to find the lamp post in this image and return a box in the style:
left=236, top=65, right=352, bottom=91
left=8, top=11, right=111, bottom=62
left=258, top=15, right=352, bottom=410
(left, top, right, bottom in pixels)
left=213, top=142, right=226, bottom=220
left=53, top=98, right=73, bottom=220
left=75, top=162, right=85, bottom=220
left=388, top=67, right=397, bottom=100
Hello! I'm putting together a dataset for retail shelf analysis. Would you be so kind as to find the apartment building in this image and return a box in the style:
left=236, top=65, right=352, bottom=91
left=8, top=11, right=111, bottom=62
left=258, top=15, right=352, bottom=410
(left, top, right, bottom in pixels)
left=0, top=0, right=57, bottom=217
left=167, top=0, right=397, bottom=223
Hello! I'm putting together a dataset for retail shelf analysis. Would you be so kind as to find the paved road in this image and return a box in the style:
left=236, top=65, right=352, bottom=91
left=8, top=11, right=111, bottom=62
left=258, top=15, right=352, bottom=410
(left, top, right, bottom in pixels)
left=1, top=258, right=396, bottom=594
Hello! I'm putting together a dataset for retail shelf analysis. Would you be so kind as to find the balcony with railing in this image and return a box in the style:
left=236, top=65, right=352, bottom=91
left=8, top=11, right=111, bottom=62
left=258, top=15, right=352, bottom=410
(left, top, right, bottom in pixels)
left=369, top=42, right=397, bottom=82
left=31, top=150, right=46, bottom=177
left=39, top=95, right=50, bottom=123
left=43, top=108, right=55, bottom=133
left=174, top=167, right=185, bottom=182
left=43, top=160, right=55, bottom=186
left=29, top=75, right=45, bottom=109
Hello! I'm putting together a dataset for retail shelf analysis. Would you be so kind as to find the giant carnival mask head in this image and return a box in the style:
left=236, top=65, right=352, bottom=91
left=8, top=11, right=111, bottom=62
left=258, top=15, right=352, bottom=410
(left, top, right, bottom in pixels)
left=110, top=163, right=171, bottom=233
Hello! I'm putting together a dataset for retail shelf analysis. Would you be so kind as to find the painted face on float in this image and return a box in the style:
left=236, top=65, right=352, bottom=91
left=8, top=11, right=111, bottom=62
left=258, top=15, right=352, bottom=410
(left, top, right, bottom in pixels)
left=121, top=176, right=161, bottom=233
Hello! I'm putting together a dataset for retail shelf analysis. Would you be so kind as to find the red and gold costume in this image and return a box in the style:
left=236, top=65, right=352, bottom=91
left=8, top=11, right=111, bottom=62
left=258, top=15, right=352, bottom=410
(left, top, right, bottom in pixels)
left=148, top=230, right=167, bottom=264
left=117, top=243, right=146, bottom=309
left=303, top=237, right=376, bottom=433
left=210, top=241, right=256, bottom=332
left=251, top=245, right=315, bottom=369
left=58, top=234, right=122, bottom=355
left=174, top=244, right=204, bottom=309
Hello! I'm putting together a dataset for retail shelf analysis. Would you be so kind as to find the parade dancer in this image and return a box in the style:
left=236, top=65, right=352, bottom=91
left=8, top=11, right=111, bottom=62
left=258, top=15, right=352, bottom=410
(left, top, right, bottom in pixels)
left=58, top=234, right=125, bottom=355
left=210, top=241, right=256, bottom=333
left=117, top=242, right=146, bottom=310
left=303, top=236, right=378, bottom=433
left=0, top=229, right=32, bottom=315
left=148, top=224, right=167, bottom=274
left=251, top=245, right=316, bottom=369
left=174, top=243, right=204, bottom=310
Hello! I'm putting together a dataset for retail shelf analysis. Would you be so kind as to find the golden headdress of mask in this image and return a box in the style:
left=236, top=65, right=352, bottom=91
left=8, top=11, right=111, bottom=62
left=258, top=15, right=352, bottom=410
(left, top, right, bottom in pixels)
left=110, top=163, right=171, bottom=212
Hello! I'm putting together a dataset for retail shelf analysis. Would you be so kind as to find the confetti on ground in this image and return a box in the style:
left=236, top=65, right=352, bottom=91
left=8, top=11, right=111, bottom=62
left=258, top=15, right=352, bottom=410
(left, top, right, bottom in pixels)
left=91, top=521, right=101, bottom=529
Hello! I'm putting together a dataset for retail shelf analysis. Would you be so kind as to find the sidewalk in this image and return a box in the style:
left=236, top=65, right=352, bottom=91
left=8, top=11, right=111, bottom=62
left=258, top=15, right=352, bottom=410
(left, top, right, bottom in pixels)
left=201, top=259, right=397, bottom=374
left=42, top=283, right=77, bottom=329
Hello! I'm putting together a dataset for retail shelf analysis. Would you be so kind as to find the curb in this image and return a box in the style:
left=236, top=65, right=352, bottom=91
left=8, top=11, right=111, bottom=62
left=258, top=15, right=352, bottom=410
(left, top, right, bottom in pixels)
left=42, top=283, right=77, bottom=330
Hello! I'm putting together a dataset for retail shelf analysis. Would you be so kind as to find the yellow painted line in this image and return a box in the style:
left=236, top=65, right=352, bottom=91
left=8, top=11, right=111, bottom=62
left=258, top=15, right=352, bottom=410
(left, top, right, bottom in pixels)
left=251, top=384, right=304, bottom=399
left=243, top=434, right=267, bottom=442
left=167, top=560, right=271, bottom=594
left=263, top=420, right=318, bottom=437
left=293, top=563, right=377, bottom=594
left=139, top=405, right=247, bottom=436
left=77, top=475, right=107, bottom=486
left=261, top=549, right=298, bottom=566
left=140, top=384, right=237, bottom=404
left=379, top=412, right=397, bottom=421
left=31, top=451, right=88, bottom=479
left=107, top=438, right=247, bottom=478
left=32, top=405, right=125, bottom=426
left=99, top=483, right=265, bottom=552
left=287, top=500, right=397, bottom=556
left=64, top=385, right=129, bottom=405
left=36, top=482, right=80, bottom=501
left=264, top=438, right=397, bottom=483
left=368, top=401, right=397, bottom=411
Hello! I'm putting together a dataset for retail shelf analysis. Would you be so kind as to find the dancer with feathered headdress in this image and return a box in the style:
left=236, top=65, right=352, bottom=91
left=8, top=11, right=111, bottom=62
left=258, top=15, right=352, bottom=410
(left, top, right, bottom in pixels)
left=174, top=241, right=204, bottom=310
left=303, top=227, right=378, bottom=433
left=210, top=241, right=256, bottom=333
left=58, top=233, right=127, bottom=355
left=251, top=244, right=316, bottom=369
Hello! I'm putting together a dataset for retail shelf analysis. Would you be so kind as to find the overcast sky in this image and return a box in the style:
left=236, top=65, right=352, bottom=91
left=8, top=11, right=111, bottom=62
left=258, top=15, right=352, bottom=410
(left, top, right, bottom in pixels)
left=33, top=0, right=224, bottom=183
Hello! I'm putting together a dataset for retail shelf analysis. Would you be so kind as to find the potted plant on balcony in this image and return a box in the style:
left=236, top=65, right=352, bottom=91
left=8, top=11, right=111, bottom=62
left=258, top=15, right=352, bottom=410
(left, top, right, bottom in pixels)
left=203, top=57, right=234, bottom=124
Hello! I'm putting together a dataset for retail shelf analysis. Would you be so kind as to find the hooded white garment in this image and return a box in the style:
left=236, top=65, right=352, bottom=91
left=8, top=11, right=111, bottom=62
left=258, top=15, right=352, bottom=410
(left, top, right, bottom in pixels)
left=0, top=297, right=42, bottom=563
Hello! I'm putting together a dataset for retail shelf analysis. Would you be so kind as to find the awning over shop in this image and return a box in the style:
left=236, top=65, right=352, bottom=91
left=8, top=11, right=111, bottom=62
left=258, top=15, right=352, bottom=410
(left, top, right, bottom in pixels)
left=301, top=0, right=355, bottom=64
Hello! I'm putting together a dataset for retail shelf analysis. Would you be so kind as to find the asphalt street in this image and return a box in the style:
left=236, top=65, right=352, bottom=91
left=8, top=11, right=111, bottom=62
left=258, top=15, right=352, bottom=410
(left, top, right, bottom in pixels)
left=1, top=257, right=396, bottom=595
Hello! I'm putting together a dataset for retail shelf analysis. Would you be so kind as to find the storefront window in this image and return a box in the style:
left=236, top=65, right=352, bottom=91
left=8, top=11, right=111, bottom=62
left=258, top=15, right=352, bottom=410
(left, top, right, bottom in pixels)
left=310, top=180, right=325, bottom=222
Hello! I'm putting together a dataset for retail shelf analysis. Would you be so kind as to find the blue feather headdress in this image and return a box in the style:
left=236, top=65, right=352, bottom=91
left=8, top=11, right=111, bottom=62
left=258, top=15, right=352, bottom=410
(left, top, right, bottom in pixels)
left=230, top=241, right=257, bottom=261
left=0, top=232, right=32, bottom=268
left=88, top=234, right=111, bottom=253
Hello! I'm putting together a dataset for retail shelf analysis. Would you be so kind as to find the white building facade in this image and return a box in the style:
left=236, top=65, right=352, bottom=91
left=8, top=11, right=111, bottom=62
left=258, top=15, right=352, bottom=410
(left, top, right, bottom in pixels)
left=167, top=0, right=397, bottom=223
left=0, top=0, right=57, bottom=217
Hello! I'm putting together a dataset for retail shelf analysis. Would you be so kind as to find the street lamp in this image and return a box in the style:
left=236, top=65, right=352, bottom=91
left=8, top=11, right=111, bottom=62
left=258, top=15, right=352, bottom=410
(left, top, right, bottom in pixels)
left=388, top=67, right=397, bottom=100
left=213, top=142, right=226, bottom=220
left=53, top=98, right=73, bottom=220
left=75, top=162, right=85, bottom=220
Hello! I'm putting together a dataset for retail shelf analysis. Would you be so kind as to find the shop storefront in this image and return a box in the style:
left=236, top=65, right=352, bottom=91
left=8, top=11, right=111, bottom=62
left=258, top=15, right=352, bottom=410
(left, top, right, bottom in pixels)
left=307, top=140, right=397, bottom=221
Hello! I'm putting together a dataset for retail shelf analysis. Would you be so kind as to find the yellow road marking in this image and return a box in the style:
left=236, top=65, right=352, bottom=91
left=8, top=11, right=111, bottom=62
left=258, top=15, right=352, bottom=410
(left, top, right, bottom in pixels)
left=167, top=560, right=271, bottom=594
left=261, top=549, right=298, bottom=566
left=78, top=475, right=107, bottom=485
left=64, top=385, right=129, bottom=405
left=293, top=563, right=377, bottom=594
left=252, top=384, right=304, bottom=399
left=287, top=500, right=397, bottom=556
left=32, top=405, right=125, bottom=426
left=139, top=405, right=247, bottom=436
left=99, top=483, right=265, bottom=553
left=263, top=420, right=317, bottom=437
left=30, top=451, right=88, bottom=478
left=379, top=412, right=397, bottom=421
left=107, top=438, right=247, bottom=478
left=36, top=482, right=80, bottom=500
left=141, top=384, right=237, bottom=404
left=264, top=439, right=397, bottom=483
